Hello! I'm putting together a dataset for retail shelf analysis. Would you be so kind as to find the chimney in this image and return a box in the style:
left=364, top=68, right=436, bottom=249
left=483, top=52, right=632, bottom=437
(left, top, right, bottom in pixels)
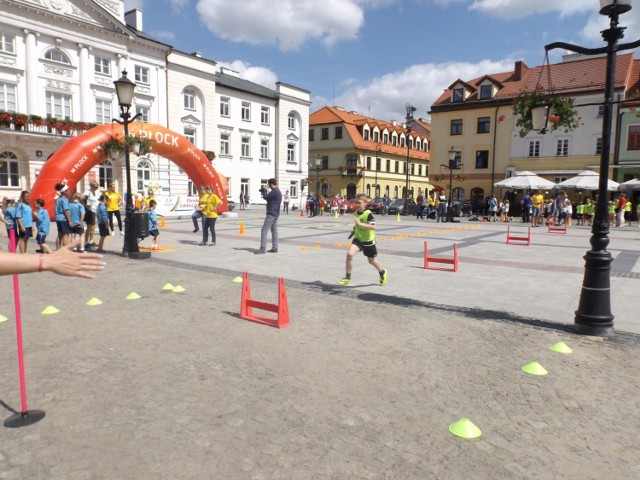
left=125, top=9, right=143, bottom=31
left=514, top=60, right=528, bottom=81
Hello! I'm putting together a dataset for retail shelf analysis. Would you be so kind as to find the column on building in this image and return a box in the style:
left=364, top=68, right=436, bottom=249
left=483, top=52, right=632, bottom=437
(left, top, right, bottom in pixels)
left=78, top=44, right=91, bottom=121
left=24, top=30, right=38, bottom=112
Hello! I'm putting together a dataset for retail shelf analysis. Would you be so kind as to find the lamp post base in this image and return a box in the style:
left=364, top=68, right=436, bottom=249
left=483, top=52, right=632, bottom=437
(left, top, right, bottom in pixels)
left=573, top=249, right=614, bottom=336
left=127, top=251, right=151, bottom=260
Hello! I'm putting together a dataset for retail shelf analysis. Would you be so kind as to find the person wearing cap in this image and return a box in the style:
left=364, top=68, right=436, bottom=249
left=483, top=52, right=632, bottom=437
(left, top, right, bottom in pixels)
left=54, top=183, right=73, bottom=248
left=255, top=178, right=282, bottom=254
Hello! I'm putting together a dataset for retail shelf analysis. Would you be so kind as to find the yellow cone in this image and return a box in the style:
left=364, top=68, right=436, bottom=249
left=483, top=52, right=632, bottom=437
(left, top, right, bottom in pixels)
left=239, top=222, right=245, bottom=235
left=41, top=306, right=60, bottom=315
left=162, top=283, right=175, bottom=291
left=314, top=244, right=320, bottom=249
left=549, top=342, right=573, bottom=354
left=449, top=418, right=482, bottom=439
left=232, top=276, right=243, bottom=283
left=0, top=314, right=8, bottom=323
left=126, top=292, right=141, bottom=300
left=396, top=213, right=400, bottom=221
left=522, top=361, right=548, bottom=376
left=300, top=246, right=307, bottom=251
left=86, top=297, right=103, bottom=306
left=172, top=285, right=186, bottom=293
left=335, top=243, right=342, bottom=247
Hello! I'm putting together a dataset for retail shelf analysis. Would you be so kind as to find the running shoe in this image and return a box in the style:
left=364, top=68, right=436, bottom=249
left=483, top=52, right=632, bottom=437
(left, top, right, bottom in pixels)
left=380, top=269, right=387, bottom=286
left=337, top=278, right=351, bottom=285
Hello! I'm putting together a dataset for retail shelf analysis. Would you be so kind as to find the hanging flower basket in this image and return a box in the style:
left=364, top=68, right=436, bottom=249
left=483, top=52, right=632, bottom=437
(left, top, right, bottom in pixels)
left=204, top=150, right=216, bottom=161
left=130, top=135, right=154, bottom=155
left=513, top=92, right=579, bottom=137
left=98, top=135, right=126, bottom=160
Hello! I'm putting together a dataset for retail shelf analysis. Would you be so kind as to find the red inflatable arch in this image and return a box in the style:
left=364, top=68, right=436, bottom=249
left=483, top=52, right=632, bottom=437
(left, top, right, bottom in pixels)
left=30, top=123, right=228, bottom=218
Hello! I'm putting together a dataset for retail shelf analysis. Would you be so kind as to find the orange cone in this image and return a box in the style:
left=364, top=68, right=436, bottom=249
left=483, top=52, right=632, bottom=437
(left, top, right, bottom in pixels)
left=160, top=216, right=166, bottom=228
left=239, top=222, right=245, bottom=235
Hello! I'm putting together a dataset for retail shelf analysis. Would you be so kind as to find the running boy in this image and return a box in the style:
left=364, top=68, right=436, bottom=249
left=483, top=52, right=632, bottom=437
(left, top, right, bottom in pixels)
left=96, top=194, right=110, bottom=253
left=337, top=194, right=387, bottom=286
left=147, top=200, right=160, bottom=250
left=34, top=199, right=52, bottom=254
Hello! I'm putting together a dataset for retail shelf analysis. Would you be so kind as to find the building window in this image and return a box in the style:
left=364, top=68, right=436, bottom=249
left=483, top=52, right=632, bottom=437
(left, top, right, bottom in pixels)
left=452, top=88, right=464, bottom=103
left=0, top=151, right=19, bottom=187
left=527, top=140, right=540, bottom=157
left=450, top=119, right=463, bottom=135
left=373, top=131, right=379, bottom=143
left=289, top=181, right=297, bottom=198
left=260, top=139, right=269, bottom=159
left=98, top=160, right=113, bottom=189
left=477, top=117, right=490, bottom=134
left=386, top=159, right=390, bottom=172
left=383, top=133, right=388, bottom=144
left=44, top=49, right=70, bottom=65
left=475, top=150, right=489, bottom=169
left=366, top=156, right=371, bottom=170
left=418, top=165, right=422, bottom=176
left=391, top=134, right=397, bottom=146
left=309, top=129, right=314, bottom=141
left=0, top=82, right=17, bottom=112
left=321, top=128, right=329, bottom=140
left=596, top=105, right=605, bottom=117
left=594, top=137, right=602, bottom=155
left=0, top=33, right=15, bottom=54
left=183, top=88, right=196, bottom=110
left=363, top=129, right=369, bottom=141
left=627, top=125, right=640, bottom=150
left=95, top=99, right=111, bottom=124
left=288, top=113, right=295, bottom=129
left=220, top=96, right=230, bottom=117
left=241, top=137, right=251, bottom=157
left=261, top=106, right=269, bottom=125
left=335, top=126, right=343, bottom=139
left=400, top=137, right=405, bottom=148
left=94, top=56, right=110, bottom=75
left=220, top=134, right=230, bottom=155
left=134, top=65, right=149, bottom=84
left=287, top=143, right=295, bottom=163
left=46, top=91, right=72, bottom=119
left=322, top=156, right=329, bottom=170
left=479, top=84, right=492, bottom=100
left=135, top=105, right=150, bottom=123
left=394, top=160, right=399, bottom=173
left=241, top=101, right=251, bottom=121
left=184, top=128, right=196, bottom=145
left=137, top=160, right=152, bottom=191
left=556, top=138, right=569, bottom=156
left=376, top=157, right=381, bottom=171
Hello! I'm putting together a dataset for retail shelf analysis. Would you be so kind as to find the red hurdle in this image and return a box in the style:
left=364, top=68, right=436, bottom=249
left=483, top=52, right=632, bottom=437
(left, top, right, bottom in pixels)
left=506, top=226, right=531, bottom=246
left=548, top=223, right=567, bottom=234
left=240, top=272, right=290, bottom=328
left=423, top=241, right=459, bottom=272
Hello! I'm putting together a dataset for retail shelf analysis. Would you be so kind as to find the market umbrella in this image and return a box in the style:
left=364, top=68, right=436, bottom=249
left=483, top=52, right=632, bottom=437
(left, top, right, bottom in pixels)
left=494, top=171, right=557, bottom=190
left=557, top=170, right=619, bottom=191
left=618, top=178, right=640, bottom=191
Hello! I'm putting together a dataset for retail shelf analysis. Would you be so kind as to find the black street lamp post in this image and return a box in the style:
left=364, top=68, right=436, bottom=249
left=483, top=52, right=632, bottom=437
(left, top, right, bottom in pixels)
left=404, top=103, right=416, bottom=213
left=113, top=70, right=150, bottom=260
left=312, top=154, right=322, bottom=216
left=537, top=0, right=639, bottom=336
left=442, top=147, right=461, bottom=223
left=375, top=144, right=381, bottom=197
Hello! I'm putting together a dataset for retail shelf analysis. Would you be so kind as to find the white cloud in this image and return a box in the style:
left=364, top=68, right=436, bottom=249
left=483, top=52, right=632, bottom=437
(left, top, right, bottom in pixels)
left=195, top=0, right=364, bottom=51
left=468, top=0, right=593, bottom=18
left=124, top=0, right=145, bottom=9
left=217, top=60, right=279, bottom=89
left=317, top=59, right=515, bottom=123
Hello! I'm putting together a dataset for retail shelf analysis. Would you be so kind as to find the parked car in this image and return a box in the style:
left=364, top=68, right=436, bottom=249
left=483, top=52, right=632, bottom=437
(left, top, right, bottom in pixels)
left=367, top=197, right=385, bottom=214
left=387, top=198, right=417, bottom=216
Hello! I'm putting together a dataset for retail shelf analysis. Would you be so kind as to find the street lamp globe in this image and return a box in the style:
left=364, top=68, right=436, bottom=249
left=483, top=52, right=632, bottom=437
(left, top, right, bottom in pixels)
left=599, top=0, right=631, bottom=16
left=114, top=71, right=136, bottom=108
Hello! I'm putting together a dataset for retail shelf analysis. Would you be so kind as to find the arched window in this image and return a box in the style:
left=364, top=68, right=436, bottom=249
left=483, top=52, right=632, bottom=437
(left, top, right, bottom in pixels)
left=453, top=187, right=465, bottom=200
left=394, top=185, right=399, bottom=198
left=0, top=151, right=19, bottom=187
left=44, top=49, right=71, bottom=65
left=385, top=185, right=390, bottom=198
left=137, top=160, right=152, bottom=192
left=99, top=160, right=113, bottom=189
left=183, top=88, right=196, bottom=111
left=366, top=184, right=371, bottom=197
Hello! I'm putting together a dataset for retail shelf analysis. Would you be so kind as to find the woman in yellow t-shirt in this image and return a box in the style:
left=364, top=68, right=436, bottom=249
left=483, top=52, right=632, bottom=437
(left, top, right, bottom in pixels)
left=104, top=183, right=123, bottom=235
left=200, top=185, right=221, bottom=246
left=143, top=189, right=156, bottom=211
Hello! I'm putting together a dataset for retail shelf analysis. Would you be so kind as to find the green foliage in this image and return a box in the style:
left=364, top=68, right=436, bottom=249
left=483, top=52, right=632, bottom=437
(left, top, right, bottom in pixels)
left=513, top=92, right=579, bottom=137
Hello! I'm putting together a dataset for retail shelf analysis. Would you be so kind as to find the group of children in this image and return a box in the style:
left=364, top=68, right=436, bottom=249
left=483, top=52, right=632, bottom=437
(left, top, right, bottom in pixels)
left=1, top=184, right=160, bottom=255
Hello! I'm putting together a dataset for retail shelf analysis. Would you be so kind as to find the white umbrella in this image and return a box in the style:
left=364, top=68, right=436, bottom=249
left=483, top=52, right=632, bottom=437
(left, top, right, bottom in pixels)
left=618, top=178, right=640, bottom=191
left=557, top=170, right=619, bottom=191
left=494, top=171, right=557, bottom=190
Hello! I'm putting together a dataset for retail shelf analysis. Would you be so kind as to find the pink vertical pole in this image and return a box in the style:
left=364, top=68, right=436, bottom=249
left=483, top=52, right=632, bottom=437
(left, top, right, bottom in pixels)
left=9, top=229, right=29, bottom=413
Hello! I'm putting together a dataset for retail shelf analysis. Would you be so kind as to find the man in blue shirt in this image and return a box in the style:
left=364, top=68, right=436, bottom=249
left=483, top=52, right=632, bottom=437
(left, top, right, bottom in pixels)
left=255, top=178, right=282, bottom=254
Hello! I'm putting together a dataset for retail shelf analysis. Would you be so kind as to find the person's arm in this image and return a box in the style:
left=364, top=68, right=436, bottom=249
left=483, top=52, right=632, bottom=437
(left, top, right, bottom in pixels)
left=0, top=245, right=105, bottom=278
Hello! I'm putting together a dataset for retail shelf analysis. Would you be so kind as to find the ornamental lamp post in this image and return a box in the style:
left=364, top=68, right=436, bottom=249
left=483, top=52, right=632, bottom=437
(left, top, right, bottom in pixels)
left=375, top=144, right=381, bottom=197
left=113, top=70, right=150, bottom=259
left=536, top=0, right=638, bottom=336
left=441, top=146, right=461, bottom=223
left=312, top=154, right=322, bottom=216
left=404, top=103, right=416, bottom=214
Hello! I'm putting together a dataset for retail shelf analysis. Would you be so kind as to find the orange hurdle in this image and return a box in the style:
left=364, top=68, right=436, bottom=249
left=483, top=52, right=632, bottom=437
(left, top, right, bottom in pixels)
left=506, top=226, right=531, bottom=246
left=423, top=241, right=459, bottom=272
left=240, top=272, right=289, bottom=328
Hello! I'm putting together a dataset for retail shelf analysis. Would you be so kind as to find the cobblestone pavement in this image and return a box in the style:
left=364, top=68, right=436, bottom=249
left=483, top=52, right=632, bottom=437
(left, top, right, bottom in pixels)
left=0, top=210, right=639, bottom=479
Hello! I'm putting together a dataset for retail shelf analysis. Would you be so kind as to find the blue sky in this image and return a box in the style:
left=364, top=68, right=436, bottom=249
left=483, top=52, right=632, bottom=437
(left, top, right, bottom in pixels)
left=124, top=0, right=640, bottom=123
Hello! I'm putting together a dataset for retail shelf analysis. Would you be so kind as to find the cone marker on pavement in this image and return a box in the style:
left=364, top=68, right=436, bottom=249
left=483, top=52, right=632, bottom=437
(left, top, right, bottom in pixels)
left=522, top=361, right=548, bottom=376
left=162, top=283, right=175, bottom=291
left=172, top=285, right=186, bottom=293
left=449, top=418, right=482, bottom=438
left=232, top=276, right=243, bottom=283
left=0, top=314, right=8, bottom=323
left=41, top=306, right=60, bottom=315
left=550, top=342, right=573, bottom=354
left=86, top=298, right=103, bottom=306
left=239, top=222, right=245, bottom=235
left=396, top=213, right=400, bottom=221
left=126, top=292, right=141, bottom=300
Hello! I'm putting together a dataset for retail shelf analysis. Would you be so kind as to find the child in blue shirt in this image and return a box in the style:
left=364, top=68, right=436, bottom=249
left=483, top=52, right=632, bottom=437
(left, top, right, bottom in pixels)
left=15, top=190, right=34, bottom=253
left=34, top=199, right=52, bottom=254
left=68, top=192, right=86, bottom=252
left=96, top=194, right=110, bottom=253
left=147, top=200, right=160, bottom=250
left=2, top=197, right=16, bottom=250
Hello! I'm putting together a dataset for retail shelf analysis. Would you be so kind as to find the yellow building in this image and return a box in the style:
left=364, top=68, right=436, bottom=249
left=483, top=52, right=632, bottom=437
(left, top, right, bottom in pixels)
left=309, top=106, right=431, bottom=201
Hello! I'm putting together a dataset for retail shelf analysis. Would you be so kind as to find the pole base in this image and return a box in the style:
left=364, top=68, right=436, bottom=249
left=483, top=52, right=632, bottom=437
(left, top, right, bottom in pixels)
left=127, top=251, right=151, bottom=260
left=574, top=321, right=614, bottom=337
left=4, top=410, right=45, bottom=428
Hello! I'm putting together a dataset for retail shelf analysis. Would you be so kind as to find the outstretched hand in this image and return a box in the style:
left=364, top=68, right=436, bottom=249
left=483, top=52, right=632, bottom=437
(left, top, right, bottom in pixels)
left=45, top=244, right=106, bottom=279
